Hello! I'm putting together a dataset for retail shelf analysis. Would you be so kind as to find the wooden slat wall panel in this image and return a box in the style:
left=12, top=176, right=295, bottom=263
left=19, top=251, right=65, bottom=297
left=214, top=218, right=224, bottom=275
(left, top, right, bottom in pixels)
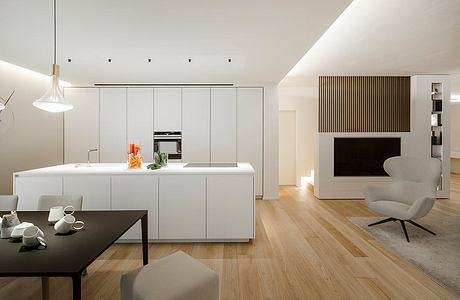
left=318, top=76, right=410, bottom=132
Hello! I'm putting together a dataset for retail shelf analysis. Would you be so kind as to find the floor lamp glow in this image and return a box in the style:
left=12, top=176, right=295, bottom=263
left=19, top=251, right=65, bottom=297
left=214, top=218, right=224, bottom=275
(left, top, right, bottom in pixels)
left=33, top=0, right=73, bottom=113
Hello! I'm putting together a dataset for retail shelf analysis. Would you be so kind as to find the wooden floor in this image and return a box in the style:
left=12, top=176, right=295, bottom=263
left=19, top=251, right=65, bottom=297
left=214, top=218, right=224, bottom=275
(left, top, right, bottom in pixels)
left=2, top=174, right=460, bottom=300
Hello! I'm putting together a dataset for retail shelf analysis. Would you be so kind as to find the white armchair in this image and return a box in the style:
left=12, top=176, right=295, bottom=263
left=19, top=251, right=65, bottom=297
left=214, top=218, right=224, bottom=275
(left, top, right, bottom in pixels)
left=364, top=156, right=441, bottom=242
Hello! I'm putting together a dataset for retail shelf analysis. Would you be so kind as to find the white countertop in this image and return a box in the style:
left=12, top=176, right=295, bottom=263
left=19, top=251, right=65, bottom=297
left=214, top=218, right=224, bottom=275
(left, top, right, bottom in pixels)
left=14, top=163, right=255, bottom=177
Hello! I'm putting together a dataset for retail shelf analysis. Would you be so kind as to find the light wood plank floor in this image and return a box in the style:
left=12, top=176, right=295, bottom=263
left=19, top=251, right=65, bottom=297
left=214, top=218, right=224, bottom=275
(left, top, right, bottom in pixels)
left=2, top=174, right=459, bottom=299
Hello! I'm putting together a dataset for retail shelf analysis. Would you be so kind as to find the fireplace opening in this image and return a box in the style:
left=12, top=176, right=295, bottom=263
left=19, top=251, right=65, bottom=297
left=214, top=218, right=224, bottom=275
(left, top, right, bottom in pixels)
left=334, top=137, right=401, bottom=176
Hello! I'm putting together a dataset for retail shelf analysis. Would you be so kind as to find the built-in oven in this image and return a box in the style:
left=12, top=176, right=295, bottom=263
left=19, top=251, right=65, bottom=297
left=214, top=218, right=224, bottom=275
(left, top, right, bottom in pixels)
left=153, top=131, right=182, bottom=160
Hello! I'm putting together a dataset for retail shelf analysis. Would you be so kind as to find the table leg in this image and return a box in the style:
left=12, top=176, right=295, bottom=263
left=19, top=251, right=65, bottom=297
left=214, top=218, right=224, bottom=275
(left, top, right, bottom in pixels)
left=72, top=274, right=81, bottom=300
left=41, top=277, right=49, bottom=300
left=141, top=213, right=148, bottom=265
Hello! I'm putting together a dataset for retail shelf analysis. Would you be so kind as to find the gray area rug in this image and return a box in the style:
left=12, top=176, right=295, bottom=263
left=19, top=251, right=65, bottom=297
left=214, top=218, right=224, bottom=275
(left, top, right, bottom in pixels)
left=350, top=215, right=460, bottom=296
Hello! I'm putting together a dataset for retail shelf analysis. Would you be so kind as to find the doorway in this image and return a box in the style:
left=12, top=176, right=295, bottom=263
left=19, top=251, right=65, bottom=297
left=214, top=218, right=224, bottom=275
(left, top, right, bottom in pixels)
left=279, top=110, right=296, bottom=185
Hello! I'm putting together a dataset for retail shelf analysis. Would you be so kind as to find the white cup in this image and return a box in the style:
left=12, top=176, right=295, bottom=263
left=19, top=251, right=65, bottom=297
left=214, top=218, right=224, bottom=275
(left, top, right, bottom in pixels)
left=48, top=205, right=75, bottom=224
left=54, top=215, right=85, bottom=234
left=22, top=226, right=46, bottom=248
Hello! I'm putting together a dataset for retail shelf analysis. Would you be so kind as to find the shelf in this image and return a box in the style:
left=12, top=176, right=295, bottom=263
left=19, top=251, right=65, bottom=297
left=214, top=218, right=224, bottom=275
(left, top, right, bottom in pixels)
left=431, top=82, right=444, bottom=192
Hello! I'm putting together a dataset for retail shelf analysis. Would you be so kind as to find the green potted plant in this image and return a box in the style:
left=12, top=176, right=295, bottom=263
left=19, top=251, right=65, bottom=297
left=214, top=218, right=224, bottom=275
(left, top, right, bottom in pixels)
left=147, top=151, right=168, bottom=170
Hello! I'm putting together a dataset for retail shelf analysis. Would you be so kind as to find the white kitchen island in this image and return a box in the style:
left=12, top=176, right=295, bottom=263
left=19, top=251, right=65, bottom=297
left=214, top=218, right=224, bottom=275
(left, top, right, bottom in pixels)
left=13, top=163, right=255, bottom=242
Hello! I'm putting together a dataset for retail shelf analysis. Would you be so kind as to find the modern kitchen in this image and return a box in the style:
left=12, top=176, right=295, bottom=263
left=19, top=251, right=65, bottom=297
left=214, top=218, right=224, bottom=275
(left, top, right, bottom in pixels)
left=14, top=86, right=264, bottom=241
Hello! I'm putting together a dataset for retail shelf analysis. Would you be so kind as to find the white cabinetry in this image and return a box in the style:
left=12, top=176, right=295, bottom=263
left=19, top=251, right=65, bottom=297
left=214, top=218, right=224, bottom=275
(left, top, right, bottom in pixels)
left=14, top=165, right=255, bottom=241
left=15, top=177, right=63, bottom=210
left=63, top=176, right=111, bottom=210
left=207, top=175, right=254, bottom=239
left=111, top=175, right=159, bottom=239
left=237, top=88, right=264, bottom=196
left=127, top=88, right=154, bottom=162
left=64, top=88, right=99, bottom=163
left=211, top=88, right=237, bottom=162
left=154, top=88, right=182, bottom=131
left=182, top=88, right=211, bottom=162
left=158, top=175, right=206, bottom=239
left=100, top=88, right=127, bottom=163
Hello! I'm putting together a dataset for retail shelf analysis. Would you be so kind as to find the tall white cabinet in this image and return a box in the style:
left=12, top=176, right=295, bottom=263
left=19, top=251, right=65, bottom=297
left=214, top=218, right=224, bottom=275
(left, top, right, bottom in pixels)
left=100, top=88, right=127, bottom=163
left=237, top=88, right=264, bottom=195
left=182, top=88, right=211, bottom=162
left=64, top=86, right=265, bottom=197
left=211, top=88, right=237, bottom=163
left=127, top=88, right=154, bottom=162
left=64, top=88, right=100, bottom=163
left=154, top=88, right=182, bottom=131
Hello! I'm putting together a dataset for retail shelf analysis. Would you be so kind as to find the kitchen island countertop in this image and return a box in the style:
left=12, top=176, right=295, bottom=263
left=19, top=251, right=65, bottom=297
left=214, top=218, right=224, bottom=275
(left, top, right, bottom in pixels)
left=14, top=162, right=255, bottom=177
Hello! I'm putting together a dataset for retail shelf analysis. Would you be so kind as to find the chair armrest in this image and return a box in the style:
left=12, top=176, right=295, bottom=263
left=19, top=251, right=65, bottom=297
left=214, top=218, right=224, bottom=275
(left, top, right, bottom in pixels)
left=363, top=185, right=393, bottom=203
left=407, top=195, right=435, bottom=220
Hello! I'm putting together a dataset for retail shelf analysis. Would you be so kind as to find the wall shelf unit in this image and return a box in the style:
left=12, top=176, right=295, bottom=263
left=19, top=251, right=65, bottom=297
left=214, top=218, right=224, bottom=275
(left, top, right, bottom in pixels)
left=430, top=82, right=446, bottom=192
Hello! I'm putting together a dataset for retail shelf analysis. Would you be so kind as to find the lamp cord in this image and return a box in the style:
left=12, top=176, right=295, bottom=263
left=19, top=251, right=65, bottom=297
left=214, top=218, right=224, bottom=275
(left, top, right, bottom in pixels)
left=54, top=0, right=57, bottom=65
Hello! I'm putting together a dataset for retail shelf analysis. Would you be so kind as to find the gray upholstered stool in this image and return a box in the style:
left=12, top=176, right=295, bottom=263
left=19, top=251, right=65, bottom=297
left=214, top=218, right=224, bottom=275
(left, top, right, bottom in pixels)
left=120, top=251, right=219, bottom=300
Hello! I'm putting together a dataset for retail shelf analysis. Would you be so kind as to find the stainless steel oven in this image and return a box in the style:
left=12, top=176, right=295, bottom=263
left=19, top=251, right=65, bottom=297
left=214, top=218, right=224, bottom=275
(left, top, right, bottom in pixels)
left=153, top=131, right=182, bottom=160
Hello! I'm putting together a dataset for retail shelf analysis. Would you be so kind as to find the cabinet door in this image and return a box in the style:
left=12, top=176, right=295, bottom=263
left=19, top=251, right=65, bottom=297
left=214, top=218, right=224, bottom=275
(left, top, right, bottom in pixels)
left=64, top=88, right=99, bottom=163
left=100, top=88, right=127, bottom=163
left=182, top=88, right=210, bottom=162
left=207, top=175, right=254, bottom=239
left=211, top=88, right=237, bottom=162
left=237, top=88, right=263, bottom=196
left=127, top=88, right=154, bottom=162
left=63, top=176, right=111, bottom=210
left=15, top=177, right=63, bottom=210
left=159, top=175, right=206, bottom=239
left=112, top=175, right=158, bottom=239
left=154, top=88, right=181, bottom=131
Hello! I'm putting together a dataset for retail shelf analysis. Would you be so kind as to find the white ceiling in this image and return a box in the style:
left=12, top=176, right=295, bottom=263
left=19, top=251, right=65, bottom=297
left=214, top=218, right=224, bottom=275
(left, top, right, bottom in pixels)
left=0, top=0, right=351, bottom=85
left=283, top=0, right=460, bottom=93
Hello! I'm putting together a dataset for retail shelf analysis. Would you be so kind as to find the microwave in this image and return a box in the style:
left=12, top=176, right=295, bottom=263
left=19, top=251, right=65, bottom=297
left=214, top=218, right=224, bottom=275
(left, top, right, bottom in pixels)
left=153, top=131, right=182, bottom=160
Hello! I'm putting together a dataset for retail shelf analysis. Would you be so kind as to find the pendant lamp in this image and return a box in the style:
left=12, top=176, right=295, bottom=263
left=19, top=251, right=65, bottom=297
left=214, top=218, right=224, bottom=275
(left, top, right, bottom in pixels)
left=33, top=0, right=73, bottom=113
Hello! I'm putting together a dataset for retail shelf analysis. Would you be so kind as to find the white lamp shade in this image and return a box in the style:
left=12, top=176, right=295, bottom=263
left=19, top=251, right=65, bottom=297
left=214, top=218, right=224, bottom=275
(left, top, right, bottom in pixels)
left=33, top=64, right=73, bottom=113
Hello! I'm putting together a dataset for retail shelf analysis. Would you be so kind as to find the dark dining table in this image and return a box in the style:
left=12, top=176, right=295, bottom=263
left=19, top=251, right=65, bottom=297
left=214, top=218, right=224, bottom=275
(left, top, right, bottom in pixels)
left=0, top=210, right=148, bottom=300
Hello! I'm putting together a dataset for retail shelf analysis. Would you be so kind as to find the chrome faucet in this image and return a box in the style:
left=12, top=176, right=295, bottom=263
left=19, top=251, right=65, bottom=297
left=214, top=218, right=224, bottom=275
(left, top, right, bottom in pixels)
left=87, top=149, right=98, bottom=166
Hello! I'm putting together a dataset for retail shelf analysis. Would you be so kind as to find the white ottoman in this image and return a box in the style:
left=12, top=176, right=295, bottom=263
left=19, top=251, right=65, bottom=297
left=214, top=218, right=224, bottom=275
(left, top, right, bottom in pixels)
left=120, top=251, right=219, bottom=300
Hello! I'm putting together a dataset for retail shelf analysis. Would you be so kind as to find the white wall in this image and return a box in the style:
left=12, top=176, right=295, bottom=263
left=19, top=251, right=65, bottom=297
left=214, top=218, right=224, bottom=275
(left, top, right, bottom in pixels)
left=451, top=102, right=460, bottom=173
left=279, top=111, right=296, bottom=185
left=0, top=60, right=64, bottom=194
left=261, top=84, right=279, bottom=199
left=278, top=85, right=318, bottom=186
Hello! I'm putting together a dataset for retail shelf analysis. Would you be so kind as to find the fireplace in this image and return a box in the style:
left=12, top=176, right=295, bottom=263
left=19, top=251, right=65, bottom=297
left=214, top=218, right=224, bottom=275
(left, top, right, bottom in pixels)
left=334, top=137, right=401, bottom=176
